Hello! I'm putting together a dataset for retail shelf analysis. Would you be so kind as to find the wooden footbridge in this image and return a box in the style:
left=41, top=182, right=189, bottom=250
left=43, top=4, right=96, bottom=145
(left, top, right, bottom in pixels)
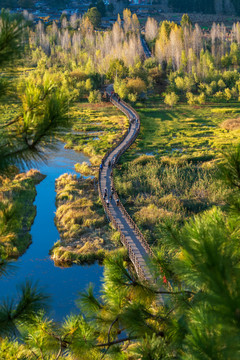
left=98, top=38, right=162, bottom=291
left=98, top=95, right=156, bottom=283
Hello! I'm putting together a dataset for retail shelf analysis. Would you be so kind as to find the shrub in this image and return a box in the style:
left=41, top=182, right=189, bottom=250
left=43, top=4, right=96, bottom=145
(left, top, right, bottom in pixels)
left=175, top=76, right=185, bottom=92
left=186, top=92, right=205, bottom=105
left=114, top=79, right=129, bottom=100
left=85, top=78, right=93, bottom=92
left=218, top=79, right=226, bottom=89
left=111, top=231, right=121, bottom=245
left=126, top=77, right=146, bottom=95
left=224, top=88, right=232, bottom=101
left=164, top=92, right=179, bottom=108
left=75, top=162, right=93, bottom=176
left=186, top=92, right=195, bottom=105
left=198, top=92, right=206, bottom=105
left=214, top=91, right=225, bottom=101
left=221, top=118, right=240, bottom=131
left=128, top=93, right=138, bottom=103
left=69, top=70, right=88, bottom=81
left=88, top=90, right=101, bottom=103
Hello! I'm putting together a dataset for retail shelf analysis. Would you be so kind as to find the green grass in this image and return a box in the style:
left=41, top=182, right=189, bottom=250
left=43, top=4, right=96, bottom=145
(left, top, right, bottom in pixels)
left=114, top=96, right=239, bottom=247
left=62, top=102, right=128, bottom=167
left=51, top=173, right=123, bottom=266
left=123, top=95, right=240, bottom=163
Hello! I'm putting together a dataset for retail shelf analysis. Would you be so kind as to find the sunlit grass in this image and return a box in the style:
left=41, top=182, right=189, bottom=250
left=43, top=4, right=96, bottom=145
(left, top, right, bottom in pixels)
left=123, top=95, right=240, bottom=162
left=62, top=102, right=128, bottom=167
left=115, top=96, right=238, bottom=247
left=51, top=173, right=123, bottom=266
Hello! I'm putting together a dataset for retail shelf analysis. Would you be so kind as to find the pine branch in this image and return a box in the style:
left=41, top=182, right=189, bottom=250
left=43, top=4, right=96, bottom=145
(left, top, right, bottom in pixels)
left=0, top=85, right=53, bottom=131
left=154, top=290, right=195, bottom=295
left=96, top=336, right=136, bottom=347
left=101, top=317, right=119, bottom=359
left=0, top=114, right=22, bottom=129
left=108, top=317, right=119, bottom=344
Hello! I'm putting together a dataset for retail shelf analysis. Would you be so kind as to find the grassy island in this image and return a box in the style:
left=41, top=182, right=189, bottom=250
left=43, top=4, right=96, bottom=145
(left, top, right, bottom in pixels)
left=50, top=173, right=125, bottom=265
left=0, top=169, right=45, bottom=259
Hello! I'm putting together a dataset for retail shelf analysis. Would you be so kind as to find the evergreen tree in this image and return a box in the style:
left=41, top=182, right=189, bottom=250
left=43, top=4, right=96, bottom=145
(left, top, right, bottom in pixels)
left=0, top=10, right=71, bottom=172
left=84, top=7, right=101, bottom=29
left=181, top=13, right=192, bottom=28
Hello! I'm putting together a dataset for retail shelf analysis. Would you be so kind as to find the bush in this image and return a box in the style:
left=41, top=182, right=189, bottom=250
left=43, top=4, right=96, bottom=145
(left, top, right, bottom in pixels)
left=218, top=79, right=226, bottom=89
left=164, top=92, right=179, bottom=108
left=224, top=88, right=232, bottom=101
left=75, top=162, right=93, bottom=176
left=88, top=90, right=101, bottom=103
left=126, top=77, right=146, bottom=95
left=214, top=91, right=225, bottom=102
left=128, top=93, right=138, bottom=103
left=85, top=78, right=93, bottom=92
left=114, top=78, right=128, bottom=100
left=186, top=92, right=195, bottom=105
left=198, top=92, right=206, bottom=105
left=187, top=92, right=205, bottom=105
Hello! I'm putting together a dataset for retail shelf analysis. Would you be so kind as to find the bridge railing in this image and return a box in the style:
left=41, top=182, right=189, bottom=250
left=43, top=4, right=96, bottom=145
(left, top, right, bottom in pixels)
left=109, top=99, right=154, bottom=257
left=98, top=96, right=154, bottom=279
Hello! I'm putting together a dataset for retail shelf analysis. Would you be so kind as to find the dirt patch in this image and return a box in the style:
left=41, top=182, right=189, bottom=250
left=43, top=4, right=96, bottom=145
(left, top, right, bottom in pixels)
left=221, top=118, right=240, bottom=131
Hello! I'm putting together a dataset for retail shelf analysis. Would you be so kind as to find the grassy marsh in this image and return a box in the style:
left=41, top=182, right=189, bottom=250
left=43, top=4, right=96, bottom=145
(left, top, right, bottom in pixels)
left=51, top=173, right=123, bottom=265
left=124, top=95, right=240, bottom=162
left=62, top=102, right=128, bottom=170
left=114, top=97, right=239, bottom=247
left=51, top=101, right=128, bottom=264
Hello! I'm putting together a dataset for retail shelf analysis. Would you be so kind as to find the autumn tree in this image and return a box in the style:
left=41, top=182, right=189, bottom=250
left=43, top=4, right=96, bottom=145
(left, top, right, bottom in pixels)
left=126, top=77, right=146, bottom=94
left=123, top=8, right=132, bottom=33
left=106, top=59, right=128, bottom=81
left=145, top=16, right=158, bottom=43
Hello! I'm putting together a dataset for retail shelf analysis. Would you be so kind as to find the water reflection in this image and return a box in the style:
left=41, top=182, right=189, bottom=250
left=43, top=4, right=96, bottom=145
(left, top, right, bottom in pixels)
left=0, top=143, right=103, bottom=322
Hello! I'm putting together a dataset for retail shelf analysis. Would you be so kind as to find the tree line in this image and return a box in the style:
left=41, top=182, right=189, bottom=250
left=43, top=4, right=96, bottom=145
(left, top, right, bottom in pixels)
left=144, top=15, right=240, bottom=106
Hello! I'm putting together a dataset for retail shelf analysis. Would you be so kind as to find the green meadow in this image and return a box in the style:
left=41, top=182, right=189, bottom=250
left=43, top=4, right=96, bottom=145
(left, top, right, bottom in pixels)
left=125, top=95, right=240, bottom=161
left=114, top=97, right=240, bottom=247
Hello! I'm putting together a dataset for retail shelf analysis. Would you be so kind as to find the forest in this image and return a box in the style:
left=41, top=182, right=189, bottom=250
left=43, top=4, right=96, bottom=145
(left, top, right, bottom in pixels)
left=0, top=8, right=240, bottom=360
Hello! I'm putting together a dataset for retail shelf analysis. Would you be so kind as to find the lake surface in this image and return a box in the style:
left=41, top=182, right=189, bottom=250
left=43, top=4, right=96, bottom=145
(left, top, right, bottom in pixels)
left=0, top=143, right=103, bottom=322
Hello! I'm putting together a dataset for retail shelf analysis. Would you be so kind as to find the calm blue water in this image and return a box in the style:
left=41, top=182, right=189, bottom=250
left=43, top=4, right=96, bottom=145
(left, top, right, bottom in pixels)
left=0, top=143, right=103, bottom=322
